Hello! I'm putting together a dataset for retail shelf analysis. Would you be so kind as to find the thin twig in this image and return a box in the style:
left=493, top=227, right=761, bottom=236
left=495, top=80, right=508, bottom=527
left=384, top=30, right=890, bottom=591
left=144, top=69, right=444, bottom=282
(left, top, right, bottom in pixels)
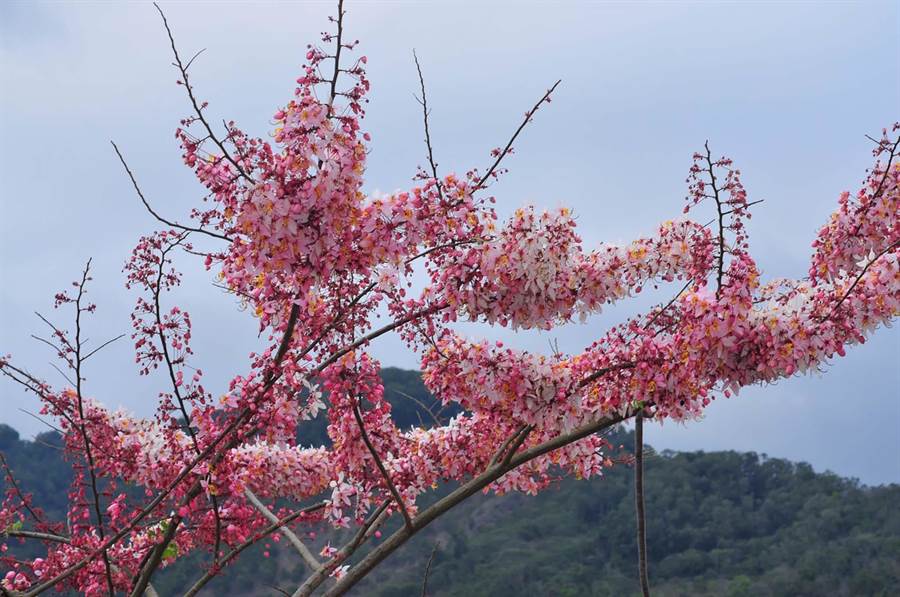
left=183, top=502, right=326, bottom=597
left=703, top=142, right=726, bottom=298
left=67, top=260, right=116, bottom=596
left=111, top=141, right=231, bottom=242
left=821, top=239, right=900, bottom=321
left=413, top=49, right=442, bottom=200
left=82, top=333, right=127, bottom=361
left=421, top=543, right=438, bottom=597
left=475, top=80, right=561, bottom=191
left=244, top=489, right=322, bottom=572
left=17, top=408, right=63, bottom=435
left=0, top=454, right=44, bottom=525
left=391, top=388, right=442, bottom=428
left=153, top=3, right=253, bottom=182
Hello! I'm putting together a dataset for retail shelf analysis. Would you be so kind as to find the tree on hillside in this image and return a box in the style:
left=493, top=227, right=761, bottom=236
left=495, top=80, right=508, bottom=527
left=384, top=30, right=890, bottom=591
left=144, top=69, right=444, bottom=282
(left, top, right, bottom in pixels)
left=2, top=1, right=898, bottom=595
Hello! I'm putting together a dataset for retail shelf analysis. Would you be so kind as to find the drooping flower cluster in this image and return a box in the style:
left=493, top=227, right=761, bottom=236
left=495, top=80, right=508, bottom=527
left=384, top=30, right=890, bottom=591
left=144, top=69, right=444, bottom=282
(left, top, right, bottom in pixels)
left=2, top=5, right=898, bottom=595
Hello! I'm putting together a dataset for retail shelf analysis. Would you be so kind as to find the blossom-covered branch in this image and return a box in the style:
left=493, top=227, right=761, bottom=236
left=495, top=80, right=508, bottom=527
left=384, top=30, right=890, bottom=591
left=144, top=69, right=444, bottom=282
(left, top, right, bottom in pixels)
left=1, top=2, right=897, bottom=595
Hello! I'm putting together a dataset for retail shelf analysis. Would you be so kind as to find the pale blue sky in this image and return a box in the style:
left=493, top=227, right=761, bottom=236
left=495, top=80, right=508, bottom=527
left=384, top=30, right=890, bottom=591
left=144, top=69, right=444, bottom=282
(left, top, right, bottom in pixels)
left=1, top=1, right=898, bottom=484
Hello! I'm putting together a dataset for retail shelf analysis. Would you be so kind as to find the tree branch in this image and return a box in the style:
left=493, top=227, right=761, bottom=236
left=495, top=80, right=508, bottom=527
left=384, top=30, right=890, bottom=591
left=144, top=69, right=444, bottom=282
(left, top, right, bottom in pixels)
left=421, top=543, right=438, bottom=597
left=475, top=80, right=560, bottom=191
left=635, top=411, right=651, bottom=597
left=153, top=3, right=253, bottom=183
left=110, top=141, right=232, bottom=242
left=244, top=489, right=322, bottom=573
left=413, top=49, right=442, bottom=200
left=323, top=407, right=633, bottom=596
left=183, top=502, right=326, bottom=597
left=353, top=404, right=413, bottom=530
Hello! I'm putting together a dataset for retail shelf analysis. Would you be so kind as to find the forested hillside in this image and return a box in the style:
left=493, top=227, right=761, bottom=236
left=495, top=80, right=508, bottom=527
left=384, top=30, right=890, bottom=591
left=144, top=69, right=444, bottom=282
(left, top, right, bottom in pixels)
left=2, top=369, right=897, bottom=596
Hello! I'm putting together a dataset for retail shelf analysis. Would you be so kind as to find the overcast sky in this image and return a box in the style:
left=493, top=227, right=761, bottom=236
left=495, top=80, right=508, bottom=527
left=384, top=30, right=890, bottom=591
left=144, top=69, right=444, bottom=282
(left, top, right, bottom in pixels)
left=1, top=1, right=898, bottom=485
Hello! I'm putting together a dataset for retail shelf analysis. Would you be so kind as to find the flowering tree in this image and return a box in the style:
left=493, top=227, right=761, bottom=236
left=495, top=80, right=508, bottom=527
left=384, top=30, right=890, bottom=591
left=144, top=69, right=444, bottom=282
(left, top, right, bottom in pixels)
left=2, top=2, right=898, bottom=595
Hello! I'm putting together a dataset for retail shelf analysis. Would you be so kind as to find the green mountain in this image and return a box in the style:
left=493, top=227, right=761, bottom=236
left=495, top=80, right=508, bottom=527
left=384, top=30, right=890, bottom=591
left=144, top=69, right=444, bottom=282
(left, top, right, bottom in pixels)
left=2, top=369, right=898, bottom=596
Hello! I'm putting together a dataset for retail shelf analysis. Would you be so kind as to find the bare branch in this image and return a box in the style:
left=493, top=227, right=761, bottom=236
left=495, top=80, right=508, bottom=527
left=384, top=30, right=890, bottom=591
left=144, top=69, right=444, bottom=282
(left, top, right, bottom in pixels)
left=413, top=49, right=442, bottom=199
left=83, top=333, right=126, bottom=361
left=353, top=404, right=413, bottom=530
left=390, top=388, right=442, bottom=428
left=244, top=489, right=322, bottom=573
left=111, top=141, right=231, bottom=242
left=314, top=303, right=448, bottom=374
left=183, top=502, right=326, bottom=597
left=475, top=79, right=561, bottom=191
left=17, top=408, right=63, bottom=435
left=635, top=412, right=651, bottom=597
left=487, top=424, right=528, bottom=469
left=0, top=453, right=44, bottom=525
left=703, top=142, right=727, bottom=298
left=421, top=543, right=438, bottom=597
left=153, top=3, right=254, bottom=182
left=3, top=530, right=70, bottom=544
left=500, top=424, right=534, bottom=468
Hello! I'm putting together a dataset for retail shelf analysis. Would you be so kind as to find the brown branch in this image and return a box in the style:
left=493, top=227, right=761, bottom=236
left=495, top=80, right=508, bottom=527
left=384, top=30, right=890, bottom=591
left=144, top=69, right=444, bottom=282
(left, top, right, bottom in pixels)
left=314, top=303, right=448, bottom=374
left=642, top=280, right=691, bottom=334
left=22, top=404, right=257, bottom=595
left=635, top=412, right=651, bottom=597
left=3, top=530, right=69, bottom=544
left=68, top=259, right=116, bottom=597
left=129, top=497, right=186, bottom=596
left=501, top=424, right=534, bottom=468
left=821, top=239, right=900, bottom=321
left=0, top=361, right=82, bottom=435
left=146, top=235, right=224, bottom=562
left=244, top=489, right=322, bottom=573
left=153, top=3, right=253, bottom=183
left=82, top=333, right=126, bottom=361
left=3, top=531, right=162, bottom=597
left=353, top=404, right=413, bottom=530
left=703, top=142, right=726, bottom=298
left=390, top=388, right=442, bottom=428
left=48, top=361, right=78, bottom=388
left=291, top=501, right=390, bottom=597
left=17, top=408, right=63, bottom=435
left=326, top=0, right=346, bottom=114
left=0, top=454, right=44, bottom=525
left=853, top=133, right=900, bottom=234
left=413, top=49, right=442, bottom=199
left=321, top=361, right=637, bottom=595
left=577, top=361, right=637, bottom=389
left=421, top=543, right=438, bottom=597
left=110, top=141, right=232, bottom=242
left=126, top=296, right=307, bottom=596
left=183, top=502, right=326, bottom=597
left=475, top=79, right=561, bottom=191
left=323, top=407, right=633, bottom=596
left=702, top=199, right=765, bottom=228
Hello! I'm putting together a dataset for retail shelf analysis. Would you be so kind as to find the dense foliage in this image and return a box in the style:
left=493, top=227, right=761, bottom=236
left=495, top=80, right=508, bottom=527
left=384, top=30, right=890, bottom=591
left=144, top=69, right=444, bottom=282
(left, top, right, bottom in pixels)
left=3, top=369, right=897, bottom=596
